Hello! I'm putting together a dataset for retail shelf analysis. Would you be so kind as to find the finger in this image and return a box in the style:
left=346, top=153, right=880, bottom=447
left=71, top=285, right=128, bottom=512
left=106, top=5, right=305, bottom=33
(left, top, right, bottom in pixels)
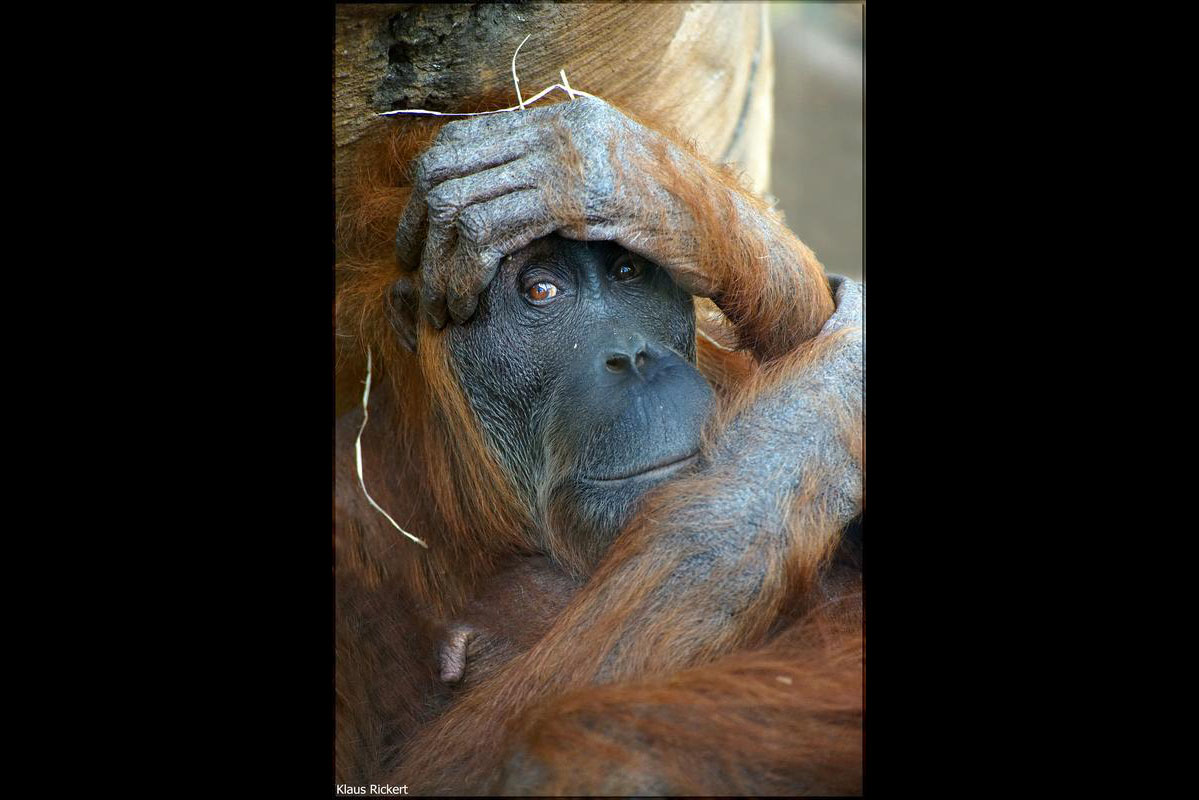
left=421, top=280, right=450, bottom=331
left=417, top=135, right=534, bottom=189
left=426, top=159, right=538, bottom=227
left=443, top=236, right=494, bottom=327
left=405, top=131, right=549, bottom=275
left=445, top=189, right=557, bottom=325
left=401, top=137, right=543, bottom=272
left=456, top=187, right=554, bottom=249
left=395, top=184, right=427, bottom=271
left=420, top=221, right=457, bottom=329
left=419, top=162, right=549, bottom=329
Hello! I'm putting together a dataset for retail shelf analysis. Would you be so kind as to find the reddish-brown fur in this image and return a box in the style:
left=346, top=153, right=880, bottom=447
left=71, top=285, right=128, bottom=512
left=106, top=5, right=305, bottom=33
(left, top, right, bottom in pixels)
left=335, top=96, right=862, bottom=794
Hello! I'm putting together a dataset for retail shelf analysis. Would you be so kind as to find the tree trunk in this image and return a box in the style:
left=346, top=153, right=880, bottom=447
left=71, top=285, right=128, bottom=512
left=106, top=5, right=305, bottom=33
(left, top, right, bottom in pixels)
left=334, top=2, right=774, bottom=414
left=335, top=2, right=774, bottom=194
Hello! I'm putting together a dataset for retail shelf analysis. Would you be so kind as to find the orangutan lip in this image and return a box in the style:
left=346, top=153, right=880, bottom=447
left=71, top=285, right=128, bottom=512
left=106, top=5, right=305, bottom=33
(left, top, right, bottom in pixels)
left=583, top=451, right=699, bottom=484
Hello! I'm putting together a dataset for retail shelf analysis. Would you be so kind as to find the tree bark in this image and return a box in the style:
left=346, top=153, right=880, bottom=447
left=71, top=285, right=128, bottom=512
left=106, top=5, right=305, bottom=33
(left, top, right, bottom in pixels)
left=335, top=2, right=774, bottom=195
left=334, top=2, right=775, bottom=414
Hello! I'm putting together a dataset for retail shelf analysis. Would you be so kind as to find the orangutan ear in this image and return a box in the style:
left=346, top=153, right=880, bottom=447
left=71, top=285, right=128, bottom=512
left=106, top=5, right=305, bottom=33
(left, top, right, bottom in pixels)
left=386, top=274, right=419, bottom=353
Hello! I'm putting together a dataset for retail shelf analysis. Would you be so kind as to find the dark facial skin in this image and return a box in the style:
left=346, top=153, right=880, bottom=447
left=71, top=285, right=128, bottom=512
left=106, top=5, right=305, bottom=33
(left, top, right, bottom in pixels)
left=447, top=234, right=715, bottom=560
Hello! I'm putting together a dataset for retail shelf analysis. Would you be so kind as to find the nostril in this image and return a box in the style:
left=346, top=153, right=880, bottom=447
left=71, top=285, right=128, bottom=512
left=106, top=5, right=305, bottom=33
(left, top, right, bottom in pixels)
left=634, top=350, right=648, bottom=369
left=606, top=355, right=630, bottom=373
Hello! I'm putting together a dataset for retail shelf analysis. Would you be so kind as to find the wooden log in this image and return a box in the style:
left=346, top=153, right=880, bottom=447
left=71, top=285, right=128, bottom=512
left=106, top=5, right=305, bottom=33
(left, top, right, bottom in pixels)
left=335, top=2, right=773, bottom=193
left=334, top=2, right=774, bottom=414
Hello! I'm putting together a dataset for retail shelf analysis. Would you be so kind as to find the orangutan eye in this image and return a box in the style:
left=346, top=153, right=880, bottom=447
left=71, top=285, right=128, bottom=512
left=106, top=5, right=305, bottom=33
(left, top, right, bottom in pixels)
left=611, top=255, right=644, bottom=282
left=526, top=281, right=559, bottom=303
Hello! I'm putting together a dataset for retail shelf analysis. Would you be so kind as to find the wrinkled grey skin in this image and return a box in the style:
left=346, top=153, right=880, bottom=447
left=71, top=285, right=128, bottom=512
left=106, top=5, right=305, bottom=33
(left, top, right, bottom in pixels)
left=394, top=96, right=724, bottom=332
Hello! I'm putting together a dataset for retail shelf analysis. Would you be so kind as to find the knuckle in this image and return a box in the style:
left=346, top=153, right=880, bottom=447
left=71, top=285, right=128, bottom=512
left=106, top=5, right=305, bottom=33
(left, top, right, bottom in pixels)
left=435, top=118, right=469, bottom=142
left=411, top=156, right=433, bottom=191
left=414, top=147, right=453, bottom=190
left=457, top=207, right=489, bottom=242
left=426, top=186, right=458, bottom=224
